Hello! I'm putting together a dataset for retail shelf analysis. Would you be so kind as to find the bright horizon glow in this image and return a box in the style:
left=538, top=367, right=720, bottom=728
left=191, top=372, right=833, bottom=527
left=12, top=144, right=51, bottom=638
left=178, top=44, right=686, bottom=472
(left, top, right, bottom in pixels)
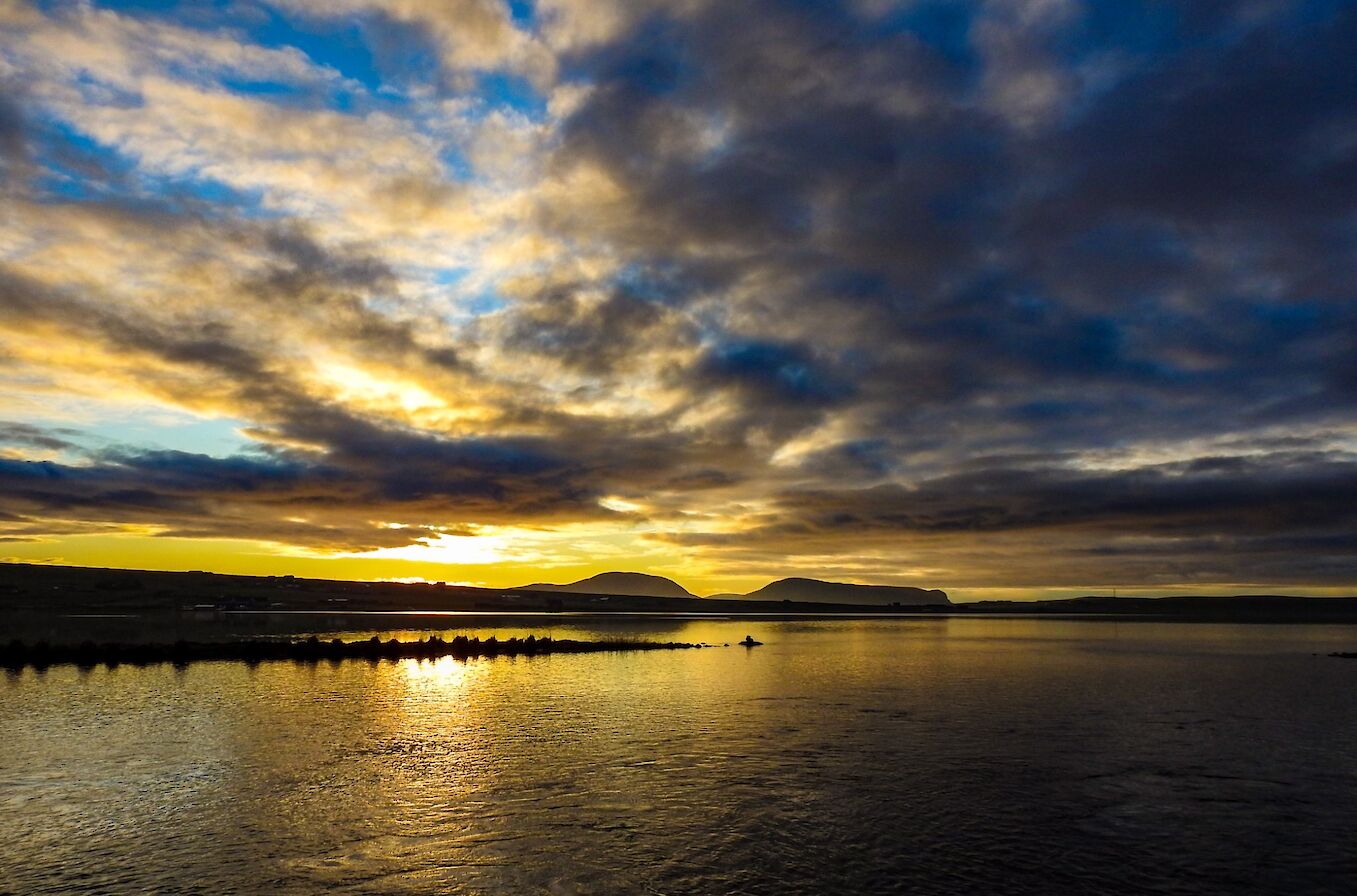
left=3, top=533, right=1355, bottom=603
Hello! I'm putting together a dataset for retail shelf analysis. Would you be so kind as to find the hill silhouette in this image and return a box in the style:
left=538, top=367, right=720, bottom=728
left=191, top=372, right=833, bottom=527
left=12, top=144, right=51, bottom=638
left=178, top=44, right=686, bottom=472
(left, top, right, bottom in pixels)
left=743, top=578, right=950, bottom=606
left=522, top=571, right=694, bottom=598
left=521, top=572, right=949, bottom=605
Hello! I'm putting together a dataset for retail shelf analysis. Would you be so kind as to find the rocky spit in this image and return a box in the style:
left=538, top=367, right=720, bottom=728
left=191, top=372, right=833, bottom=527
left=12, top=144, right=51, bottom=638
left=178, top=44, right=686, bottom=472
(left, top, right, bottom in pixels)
left=0, top=634, right=706, bottom=671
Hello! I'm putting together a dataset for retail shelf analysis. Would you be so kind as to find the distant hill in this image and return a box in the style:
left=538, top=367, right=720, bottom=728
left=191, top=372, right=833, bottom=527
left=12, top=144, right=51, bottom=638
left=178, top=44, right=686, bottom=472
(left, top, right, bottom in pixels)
left=521, top=571, right=694, bottom=598
left=742, top=577, right=950, bottom=606
left=522, top=573, right=950, bottom=605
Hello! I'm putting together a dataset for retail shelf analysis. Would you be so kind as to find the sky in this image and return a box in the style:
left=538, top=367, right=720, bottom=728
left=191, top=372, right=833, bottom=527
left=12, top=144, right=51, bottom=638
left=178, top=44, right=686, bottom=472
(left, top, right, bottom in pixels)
left=1, top=0, right=1355, bottom=600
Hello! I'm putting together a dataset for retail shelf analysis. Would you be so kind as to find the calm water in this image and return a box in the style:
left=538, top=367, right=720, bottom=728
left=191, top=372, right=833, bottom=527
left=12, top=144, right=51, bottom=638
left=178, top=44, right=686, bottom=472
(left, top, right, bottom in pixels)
left=2, top=617, right=1355, bottom=895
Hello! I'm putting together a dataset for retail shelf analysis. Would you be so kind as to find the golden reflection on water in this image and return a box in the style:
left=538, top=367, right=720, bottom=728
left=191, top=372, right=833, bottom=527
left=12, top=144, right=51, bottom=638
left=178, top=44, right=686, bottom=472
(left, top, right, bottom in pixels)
left=397, top=655, right=489, bottom=694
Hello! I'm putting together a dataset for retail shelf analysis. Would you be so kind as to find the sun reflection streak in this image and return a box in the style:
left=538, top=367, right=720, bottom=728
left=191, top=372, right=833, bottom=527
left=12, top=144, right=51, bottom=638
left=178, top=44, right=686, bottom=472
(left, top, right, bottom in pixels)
left=397, top=654, right=490, bottom=696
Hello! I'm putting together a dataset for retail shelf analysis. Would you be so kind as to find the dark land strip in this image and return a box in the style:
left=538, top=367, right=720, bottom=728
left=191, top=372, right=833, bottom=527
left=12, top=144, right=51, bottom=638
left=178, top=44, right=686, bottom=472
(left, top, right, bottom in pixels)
left=0, top=634, right=704, bottom=671
left=3, top=562, right=1357, bottom=623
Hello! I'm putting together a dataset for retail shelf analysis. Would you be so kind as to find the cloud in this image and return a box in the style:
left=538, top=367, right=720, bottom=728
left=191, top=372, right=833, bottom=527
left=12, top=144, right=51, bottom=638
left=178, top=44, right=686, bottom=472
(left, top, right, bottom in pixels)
left=487, top=281, right=695, bottom=376
left=769, top=453, right=1357, bottom=537
left=696, top=340, right=849, bottom=404
left=0, top=87, right=28, bottom=181
left=1, top=0, right=1355, bottom=593
left=0, top=421, right=605, bottom=551
left=277, top=0, right=555, bottom=86
left=0, top=421, right=77, bottom=453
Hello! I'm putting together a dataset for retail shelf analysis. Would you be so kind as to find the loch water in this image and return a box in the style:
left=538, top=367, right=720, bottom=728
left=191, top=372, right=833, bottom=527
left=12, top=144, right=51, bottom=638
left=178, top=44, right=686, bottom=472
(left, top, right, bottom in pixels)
left=2, top=616, right=1355, bottom=895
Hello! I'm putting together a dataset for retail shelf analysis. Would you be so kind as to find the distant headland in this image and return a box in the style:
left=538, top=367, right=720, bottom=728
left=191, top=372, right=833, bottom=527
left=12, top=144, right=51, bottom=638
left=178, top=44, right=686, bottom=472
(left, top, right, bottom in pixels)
left=742, top=577, right=948, bottom=606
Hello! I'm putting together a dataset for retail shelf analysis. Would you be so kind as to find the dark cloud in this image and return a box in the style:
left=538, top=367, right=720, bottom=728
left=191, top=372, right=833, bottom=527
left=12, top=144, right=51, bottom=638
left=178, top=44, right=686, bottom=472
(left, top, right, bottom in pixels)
left=0, top=89, right=27, bottom=177
left=1049, top=6, right=1357, bottom=233
left=0, top=422, right=77, bottom=452
left=491, top=282, right=691, bottom=376
left=541, top=0, right=1357, bottom=454
left=0, top=430, right=598, bottom=551
left=661, top=467, right=744, bottom=490
left=695, top=339, right=854, bottom=406
left=765, top=454, right=1357, bottom=537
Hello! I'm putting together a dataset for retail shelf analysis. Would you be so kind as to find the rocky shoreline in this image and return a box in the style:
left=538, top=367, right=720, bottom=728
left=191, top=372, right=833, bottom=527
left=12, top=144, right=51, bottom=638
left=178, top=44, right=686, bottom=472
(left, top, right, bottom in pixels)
left=0, top=634, right=704, bottom=671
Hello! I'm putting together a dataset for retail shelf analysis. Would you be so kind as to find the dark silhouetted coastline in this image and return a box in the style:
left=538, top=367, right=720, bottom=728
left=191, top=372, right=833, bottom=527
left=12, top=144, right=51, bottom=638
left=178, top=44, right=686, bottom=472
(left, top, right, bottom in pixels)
left=4, top=562, right=1356, bottom=623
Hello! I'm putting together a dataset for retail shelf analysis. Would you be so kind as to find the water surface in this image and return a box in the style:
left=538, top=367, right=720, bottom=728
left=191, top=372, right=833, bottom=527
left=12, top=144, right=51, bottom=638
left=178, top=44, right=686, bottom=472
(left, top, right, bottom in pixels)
left=3, top=618, right=1354, bottom=894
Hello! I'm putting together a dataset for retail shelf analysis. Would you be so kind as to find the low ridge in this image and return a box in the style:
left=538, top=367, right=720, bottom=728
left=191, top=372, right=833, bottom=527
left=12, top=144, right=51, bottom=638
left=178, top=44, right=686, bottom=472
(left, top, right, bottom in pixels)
left=521, top=571, right=694, bottom=599
left=743, top=577, right=950, bottom=606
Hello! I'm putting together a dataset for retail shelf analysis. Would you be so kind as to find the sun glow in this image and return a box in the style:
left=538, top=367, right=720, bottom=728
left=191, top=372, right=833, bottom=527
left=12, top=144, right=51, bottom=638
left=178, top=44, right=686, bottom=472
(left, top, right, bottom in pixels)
left=350, top=531, right=512, bottom=566
left=312, top=360, right=450, bottom=417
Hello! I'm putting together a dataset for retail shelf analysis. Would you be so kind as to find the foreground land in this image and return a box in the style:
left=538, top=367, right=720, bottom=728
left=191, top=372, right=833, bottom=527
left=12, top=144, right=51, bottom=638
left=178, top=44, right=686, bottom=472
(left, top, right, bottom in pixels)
left=2, top=562, right=1356, bottom=623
